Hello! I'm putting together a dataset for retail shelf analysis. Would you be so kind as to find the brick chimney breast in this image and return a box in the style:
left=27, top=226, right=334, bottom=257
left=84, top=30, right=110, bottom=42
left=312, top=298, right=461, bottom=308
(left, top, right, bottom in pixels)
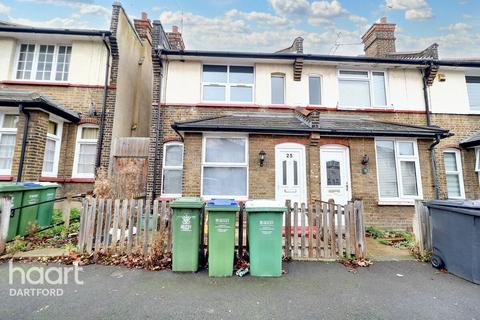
left=134, top=12, right=153, bottom=45
left=361, top=17, right=396, bottom=57
left=166, top=25, right=185, bottom=50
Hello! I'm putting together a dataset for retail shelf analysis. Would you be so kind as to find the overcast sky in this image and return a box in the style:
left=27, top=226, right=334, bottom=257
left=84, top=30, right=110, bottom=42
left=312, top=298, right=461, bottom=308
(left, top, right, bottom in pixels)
left=1, top=0, right=479, bottom=58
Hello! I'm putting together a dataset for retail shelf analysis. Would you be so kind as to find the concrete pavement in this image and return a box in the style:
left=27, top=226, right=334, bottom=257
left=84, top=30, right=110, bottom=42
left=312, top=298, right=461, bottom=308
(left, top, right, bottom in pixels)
left=0, top=260, right=478, bottom=320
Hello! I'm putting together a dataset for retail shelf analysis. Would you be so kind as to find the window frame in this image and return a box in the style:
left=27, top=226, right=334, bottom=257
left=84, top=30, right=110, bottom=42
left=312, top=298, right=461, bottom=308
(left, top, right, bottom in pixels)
left=200, top=64, right=255, bottom=104
left=0, top=110, right=19, bottom=176
left=308, top=74, right=323, bottom=106
left=72, top=124, right=98, bottom=179
left=476, top=148, right=480, bottom=172
left=271, top=73, right=286, bottom=105
left=41, top=118, right=63, bottom=177
left=201, top=133, right=249, bottom=200
left=13, top=43, right=72, bottom=83
left=374, top=138, right=423, bottom=204
left=466, top=76, right=480, bottom=113
left=337, top=69, right=389, bottom=108
left=443, top=148, right=465, bottom=199
left=161, top=142, right=184, bottom=198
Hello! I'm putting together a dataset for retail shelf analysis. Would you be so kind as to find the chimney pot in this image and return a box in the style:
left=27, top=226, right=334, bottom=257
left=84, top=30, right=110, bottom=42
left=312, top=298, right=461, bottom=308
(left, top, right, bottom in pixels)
left=379, top=17, right=387, bottom=23
left=172, top=25, right=179, bottom=33
left=141, top=12, right=148, bottom=20
left=361, top=17, right=396, bottom=57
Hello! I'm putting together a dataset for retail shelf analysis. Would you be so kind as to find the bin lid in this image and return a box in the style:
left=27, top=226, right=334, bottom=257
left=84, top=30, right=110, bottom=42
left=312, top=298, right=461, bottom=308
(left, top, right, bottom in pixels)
left=21, top=182, right=44, bottom=189
left=0, top=182, right=24, bottom=192
left=244, top=200, right=286, bottom=213
left=38, top=182, right=59, bottom=188
left=426, top=200, right=480, bottom=217
left=206, top=199, right=239, bottom=211
left=170, top=197, right=204, bottom=209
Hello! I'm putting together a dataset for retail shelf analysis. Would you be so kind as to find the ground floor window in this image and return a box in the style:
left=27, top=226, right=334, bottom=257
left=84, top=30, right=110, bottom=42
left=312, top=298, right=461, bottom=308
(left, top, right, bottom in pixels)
left=0, top=112, right=18, bottom=175
left=42, top=120, right=62, bottom=177
left=443, top=148, right=465, bottom=199
left=375, top=139, right=422, bottom=201
left=161, top=142, right=183, bottom=197
left=72, top=125, right=98, bottom=178
left=202, top=134, right=248, bottom=198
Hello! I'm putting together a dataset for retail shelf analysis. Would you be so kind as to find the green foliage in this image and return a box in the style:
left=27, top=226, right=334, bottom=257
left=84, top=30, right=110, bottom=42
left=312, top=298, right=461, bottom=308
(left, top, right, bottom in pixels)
left=366, top=226, right=385, bottom=239
left=6, top=237, right=28, bottom=254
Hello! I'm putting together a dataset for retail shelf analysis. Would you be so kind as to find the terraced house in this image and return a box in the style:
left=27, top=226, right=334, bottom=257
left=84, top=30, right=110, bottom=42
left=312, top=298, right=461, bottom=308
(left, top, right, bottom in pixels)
left=148, top=18, right=480, bottom=230
left=0, top=2, right=154, bottom=196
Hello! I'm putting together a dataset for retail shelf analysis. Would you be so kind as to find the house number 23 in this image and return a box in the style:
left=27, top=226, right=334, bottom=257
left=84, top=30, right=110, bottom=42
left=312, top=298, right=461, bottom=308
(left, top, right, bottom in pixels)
left=285, top=153, right=293, bottom=158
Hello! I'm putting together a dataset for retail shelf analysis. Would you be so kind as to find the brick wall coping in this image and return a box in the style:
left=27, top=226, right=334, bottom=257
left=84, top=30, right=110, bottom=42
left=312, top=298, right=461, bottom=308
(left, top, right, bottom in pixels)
left=0, top=175, right=13, bottom=181
left=1, top=80, right=116, bottom=90
left=39, top=177, right=95, bottom=183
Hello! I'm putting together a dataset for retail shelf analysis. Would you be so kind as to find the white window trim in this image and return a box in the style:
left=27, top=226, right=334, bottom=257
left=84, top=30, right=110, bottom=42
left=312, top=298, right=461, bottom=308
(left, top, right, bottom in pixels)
left=41, top=118, right=63, bottom=177
left=443, top=148, right=465, bottom=199
left=201, top=64, right=255, bottom=104
left=271, top=73, right=286, bottom=105
left=308, top=74, right=323, bottom=106
left=13, top=43, right=72, bottom=83
left=374, top=138, right=423, bottom=204
left=0, top=110, right=19, bottom=176
left=337, top=69, right=390, bottom=108
left=72, top=124, right=98, bottom=179
left=201, top=133, right=249, bottom=200
left=475, top=148, right=480, bottom=172
left=466, top=76, right=480, bottom=114
left=161, top=142, right=184, bottom=198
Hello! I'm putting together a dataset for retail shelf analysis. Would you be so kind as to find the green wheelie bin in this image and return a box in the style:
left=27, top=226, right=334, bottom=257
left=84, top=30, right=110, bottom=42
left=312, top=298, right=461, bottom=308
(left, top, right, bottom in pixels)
left=17, top=182, right=43, bottom=236
left=206, top=199, right=239, bottom=277
left=37, top=183, right=59, bottom=227
left=170, top=197, right=204, bottom=272
left=0, top=183, right=24, bottom=241
left=246, top=200, right=286, bottom=277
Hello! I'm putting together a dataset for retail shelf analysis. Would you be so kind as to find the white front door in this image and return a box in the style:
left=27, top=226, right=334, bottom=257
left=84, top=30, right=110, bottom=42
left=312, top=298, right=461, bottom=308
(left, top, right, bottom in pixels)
left=275, top=143, right=307, bottom=206
left=320, top=145, right=351, bottom=205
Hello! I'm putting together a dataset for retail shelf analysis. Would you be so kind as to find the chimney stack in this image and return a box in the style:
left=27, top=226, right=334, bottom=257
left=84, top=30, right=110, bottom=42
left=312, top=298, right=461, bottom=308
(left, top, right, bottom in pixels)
left=166, top=25, right=185, bottom=50
left=134, top=12, right=153, bottom=45
left=361, top=17, right=396, bottom=57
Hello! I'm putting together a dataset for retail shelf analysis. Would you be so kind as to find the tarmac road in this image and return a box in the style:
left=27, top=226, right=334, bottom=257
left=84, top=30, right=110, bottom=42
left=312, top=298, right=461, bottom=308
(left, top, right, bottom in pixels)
left=1, top=260, right=479, bottom=320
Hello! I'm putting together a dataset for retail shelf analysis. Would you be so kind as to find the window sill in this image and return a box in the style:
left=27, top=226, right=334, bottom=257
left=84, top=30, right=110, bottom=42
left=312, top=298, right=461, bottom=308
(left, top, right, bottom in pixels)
left=0, top=175, right=13, bottom=181
left=378, top=200, right=417, bottom=206
left=39, top=177, right=95, bottom=183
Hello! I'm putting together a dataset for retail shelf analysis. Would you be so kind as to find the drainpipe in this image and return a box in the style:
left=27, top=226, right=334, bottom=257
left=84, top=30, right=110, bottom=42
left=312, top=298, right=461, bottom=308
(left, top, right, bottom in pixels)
left=95, top=33, right=111, bottom=173
left=429, top=134, right=441, bottom=199
left=151, top=51, right=164, bottom=200
left=422, top=62, right=433, bottom=126
left=17, top=104, right=30, bottom=182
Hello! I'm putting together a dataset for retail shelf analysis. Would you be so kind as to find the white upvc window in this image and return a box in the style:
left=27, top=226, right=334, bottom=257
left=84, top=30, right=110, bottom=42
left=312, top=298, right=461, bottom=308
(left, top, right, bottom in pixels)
left=201, top=65, right=254, bottom=103
left=308, top=74, right=322, bottom=105
left=42, top=119, right=63, bottom=177
left=338, top=70, right=388, bottom=108
left=443, top=148, right=465, bottom=199
left=15, top=43, right=72, bottom=82
left=161, top=142, right=184, bottom=198
left=375, top=139, right=423, bottom=203
left=0, top=112, right=19, bottom=175
left=476, top=148, right=480, bottom=172
left=271, top=73, right=285, bottom=105
left=466, top=76, right=480, bottom=113
left=72, top=125, right=98, bottom=178
left=201, top=134, right=248, bottom=199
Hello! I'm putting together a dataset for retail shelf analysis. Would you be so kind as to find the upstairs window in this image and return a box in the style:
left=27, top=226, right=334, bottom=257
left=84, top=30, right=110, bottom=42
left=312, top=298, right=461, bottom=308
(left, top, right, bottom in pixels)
left=375, top=139, right=422, bottom=201
left=476, top=148, right=480, bottom=172
left=338, top=70, right=387, bottom=107
left=42, top=120, right=63, bottom=177
left=162, top=142, right=184, bottom=197
left=443, top=149, right=465, bottom=199
left=271, top=74, right=285, bottom=104
left=73, top=125, right=98, bottom=178
left=309, top=75, right=322, bottom=105
left=15, top=44, right=72, bottom=82
left=0, top=113, right=18, bottom=175
left=466, top=76, right=480, bottom=112
left=202, top=65, right=254, bottom=103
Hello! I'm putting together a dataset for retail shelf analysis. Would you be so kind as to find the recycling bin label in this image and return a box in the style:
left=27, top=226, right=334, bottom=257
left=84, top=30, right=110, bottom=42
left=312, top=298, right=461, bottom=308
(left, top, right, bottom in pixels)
left=180, top=214, right=194, bottom=232
left=259, top=220, right=275, bottom=235
left=214, top=218, right=231, bottom=233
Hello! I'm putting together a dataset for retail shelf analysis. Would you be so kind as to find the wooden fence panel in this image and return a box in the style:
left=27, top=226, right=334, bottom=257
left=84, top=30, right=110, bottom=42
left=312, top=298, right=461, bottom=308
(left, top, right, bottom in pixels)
left=285, top=200, right=291, bottom=259
left=0, top=196, right=11, bottom=255
left=300, top=203, right=306, bottom=258
left=293, top=202, right=299, bottom=258
left=315, top=201, right=321, bottom=258
left=414, top=200, right=432, bottom=255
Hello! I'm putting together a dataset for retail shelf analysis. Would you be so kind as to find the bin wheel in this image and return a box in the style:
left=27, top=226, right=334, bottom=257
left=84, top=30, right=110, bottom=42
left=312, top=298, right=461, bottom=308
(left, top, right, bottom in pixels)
left=431, top=255, right=444, bottom=269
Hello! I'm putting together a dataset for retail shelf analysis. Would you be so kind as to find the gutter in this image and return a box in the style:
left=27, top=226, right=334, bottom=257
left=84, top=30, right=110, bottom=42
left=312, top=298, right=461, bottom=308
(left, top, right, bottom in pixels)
left=429, top=134, right=442, bottom=199
left=0, top=26, right=111, bottom=37
left=95, top=33, right=111, bottom=172
left=17, top=104, right=30, bottom=182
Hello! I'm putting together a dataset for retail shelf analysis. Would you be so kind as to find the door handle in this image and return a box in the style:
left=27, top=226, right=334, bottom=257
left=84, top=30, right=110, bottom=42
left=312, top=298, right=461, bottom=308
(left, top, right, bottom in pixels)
left=346, top=182, right=349, bottom=191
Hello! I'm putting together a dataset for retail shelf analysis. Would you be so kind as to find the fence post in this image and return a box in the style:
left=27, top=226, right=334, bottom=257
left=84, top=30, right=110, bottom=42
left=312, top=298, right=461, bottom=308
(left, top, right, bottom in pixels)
left=0, top=196, right=11, bottom=255
left=62, top=194, right=72, bottom=229
left=354, top=200, right=366, bottom=258
left=285, top=200, right=291, bottom=259
left=414, top=200, right=431, bottom=255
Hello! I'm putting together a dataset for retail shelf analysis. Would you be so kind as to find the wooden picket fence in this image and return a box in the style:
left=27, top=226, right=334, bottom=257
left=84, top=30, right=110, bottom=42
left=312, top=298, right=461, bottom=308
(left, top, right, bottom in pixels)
left=77, top=197, right=366, bottom=261
left=283, top=200, right=366, bottom=260
left=77, top=198, right=172, bottom=256
left=413, top=200, right=432, bottom=255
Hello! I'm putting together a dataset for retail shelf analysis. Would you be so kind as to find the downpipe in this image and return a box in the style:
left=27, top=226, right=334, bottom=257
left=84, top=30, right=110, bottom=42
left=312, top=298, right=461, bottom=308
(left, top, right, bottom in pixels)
left=429, top=134, right=441, bottom=199
left=17, top=104, right=30, bottom=182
